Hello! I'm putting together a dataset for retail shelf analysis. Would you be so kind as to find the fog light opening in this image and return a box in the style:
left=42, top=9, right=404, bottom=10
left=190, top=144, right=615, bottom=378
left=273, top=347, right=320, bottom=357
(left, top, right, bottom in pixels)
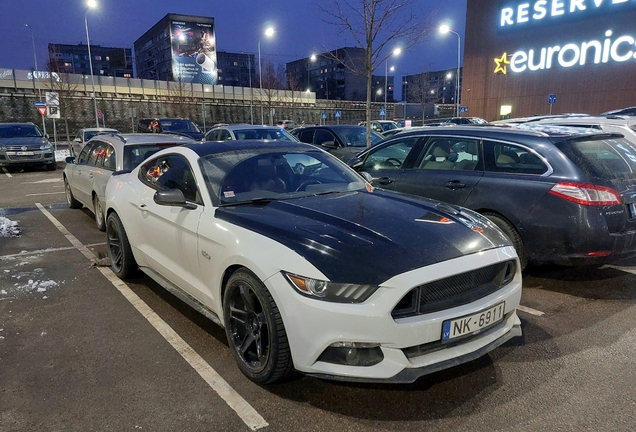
left=317, top=342, right=384, bottom=367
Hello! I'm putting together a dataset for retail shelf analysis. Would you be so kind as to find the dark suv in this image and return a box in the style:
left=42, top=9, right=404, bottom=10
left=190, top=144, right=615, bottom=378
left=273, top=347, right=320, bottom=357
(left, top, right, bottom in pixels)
left=292, top=125, right=383, bottom=161
left=138, top=118, right=204, bottom=141
left=348, top=125, right=636, bottom=269
left=0, top=123, right=56, bottom=171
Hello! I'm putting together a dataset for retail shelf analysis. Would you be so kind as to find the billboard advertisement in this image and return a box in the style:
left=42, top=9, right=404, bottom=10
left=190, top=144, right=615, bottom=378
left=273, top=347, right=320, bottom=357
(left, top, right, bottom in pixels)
left=170, top=19, right=217, bottom=84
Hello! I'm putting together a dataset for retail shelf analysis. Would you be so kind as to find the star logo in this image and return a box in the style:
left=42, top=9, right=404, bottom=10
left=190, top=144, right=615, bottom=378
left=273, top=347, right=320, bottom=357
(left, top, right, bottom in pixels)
left=494, top=53, right=511, bottom=74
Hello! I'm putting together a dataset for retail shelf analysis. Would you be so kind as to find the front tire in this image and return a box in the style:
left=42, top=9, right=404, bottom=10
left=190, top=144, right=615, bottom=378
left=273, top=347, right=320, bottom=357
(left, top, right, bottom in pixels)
left=223, top=269, right=294, bottom=384
left=64, top=177, right=82, bottom=209
left=46, top=162, right=57, bottom=171
left=106, top=212, right=137, bottom=279
left=93, top=195, right=106, bottom=232
left=483, top=212, right=527, bottom=270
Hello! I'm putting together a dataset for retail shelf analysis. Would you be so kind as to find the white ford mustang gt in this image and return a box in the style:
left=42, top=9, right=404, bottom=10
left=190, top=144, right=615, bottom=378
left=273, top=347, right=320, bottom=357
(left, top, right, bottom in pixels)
left=105, top=140, right=522, bottom=384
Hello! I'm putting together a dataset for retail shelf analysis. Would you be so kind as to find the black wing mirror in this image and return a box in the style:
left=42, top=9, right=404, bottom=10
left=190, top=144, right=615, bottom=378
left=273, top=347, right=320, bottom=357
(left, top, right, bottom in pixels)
left=65, top=156, right=76, bottom=164
left=153, top=189, right=197, bottom=210
left=347, top=157, right=364, bottom=170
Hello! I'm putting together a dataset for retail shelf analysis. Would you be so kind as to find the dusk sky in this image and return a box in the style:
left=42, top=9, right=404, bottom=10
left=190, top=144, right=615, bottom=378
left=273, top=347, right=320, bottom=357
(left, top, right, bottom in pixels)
left=1, top=0, right=467, bottom=100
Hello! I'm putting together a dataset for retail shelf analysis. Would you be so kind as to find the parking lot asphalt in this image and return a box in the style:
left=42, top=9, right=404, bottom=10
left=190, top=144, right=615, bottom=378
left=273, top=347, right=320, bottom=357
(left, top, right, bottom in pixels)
left=1, top=164, right=636, bottom=431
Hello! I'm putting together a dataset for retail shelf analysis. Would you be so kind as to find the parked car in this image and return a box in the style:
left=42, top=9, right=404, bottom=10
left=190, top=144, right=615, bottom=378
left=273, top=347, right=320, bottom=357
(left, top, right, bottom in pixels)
left=0, top=122, right=56, bottom=171
left=522, top=115, right=636, bottom=146
left=601, top=106, right=636, bottom=116
left=204, top=124, right=299, bottom=142
left=138, top=118, right=205, bottom=141
left=276, top=120, right=296, bottom=129
left=70, top=127, right=119, bottom=157
left=291, top=125, right=384, bottom=161
left=347, top=125, right=636, bottom=269
left=63, top=133, right=195, bottom=231
left=491, top=114, right=590, bottom=125
left=443, top=117, right=489, bottom=125
left=358, top=120, right=400, bottom=134
left=104, top=139, right=522, bottom=384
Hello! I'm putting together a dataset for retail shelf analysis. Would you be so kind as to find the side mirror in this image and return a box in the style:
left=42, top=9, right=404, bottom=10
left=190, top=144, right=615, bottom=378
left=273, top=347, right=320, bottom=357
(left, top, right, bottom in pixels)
left=347, top=157, right=364, bottom=170
left=153, top=189, right=197, bottom=210
left=65, top=156, right=76, bottom=164
left=73, top=137, right=81, bottom=143
left=45, top=133, right=50, bottom=139
left=321, top=140, right=337, bottom=149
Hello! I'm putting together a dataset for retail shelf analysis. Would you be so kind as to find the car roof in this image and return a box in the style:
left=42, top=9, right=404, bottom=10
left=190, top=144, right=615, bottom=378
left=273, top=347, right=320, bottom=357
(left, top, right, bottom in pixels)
left=212, top=124, right=286, bottom=130
left=88, top=133, right=196, bottom=149
left=186, top=139, right=316, bottom=157
left=530, top=115, right=636, bottom=126
left=390, top=124, right=616, bottom=141
left=491, top=114, right=590, bottom=124
left=79, top=127, right=119, bottom=132
left=0, top=122, right=38, bottom=127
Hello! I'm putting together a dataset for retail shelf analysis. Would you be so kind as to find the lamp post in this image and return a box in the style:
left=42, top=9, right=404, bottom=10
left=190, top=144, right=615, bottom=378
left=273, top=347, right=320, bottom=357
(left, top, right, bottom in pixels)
left=248, top=54, right=253, bottom=124
left=440, top=24, right=461, bottom=117
left=307, top=54, right=316, bottom=92
left=258, top=26, right=274, bottom=125
left=25, top=24, right=46, bottom=135
left=384, top=47, right=401, bottom=119
left=85, top=0, right=99, bottom=128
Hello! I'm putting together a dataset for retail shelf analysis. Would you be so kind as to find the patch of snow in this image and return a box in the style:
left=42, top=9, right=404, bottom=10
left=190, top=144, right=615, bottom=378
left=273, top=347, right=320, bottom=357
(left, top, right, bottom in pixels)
left=3, top=270, right=9, bottom=273
left=55, top=149, right=70, bottom=162
left=0, top=216, right=21, bottom=237
left=0, top=290, right=6, bottom=295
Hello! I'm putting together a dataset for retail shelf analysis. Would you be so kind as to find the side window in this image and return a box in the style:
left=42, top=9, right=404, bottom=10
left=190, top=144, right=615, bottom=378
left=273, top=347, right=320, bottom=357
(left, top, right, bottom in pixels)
left=87, top=142, right=104, bottom=167
left=417, top=137, right=480, bottom=171
left=297, top=130, right=315, bottom=144
left=219, top=130, right=232, bottom=141
left=483, top=140, right=548, bottom=175
left=140, top=155, right=201, bottom=203
left=206, top=129, right=219, bottom=141
left=103, top=144, right=116, bottom=170
left=314, top=129, right=336, bottom=146
left=362, top=138, right=419, bottom=170
left=77, top=142, right=96, bottom=165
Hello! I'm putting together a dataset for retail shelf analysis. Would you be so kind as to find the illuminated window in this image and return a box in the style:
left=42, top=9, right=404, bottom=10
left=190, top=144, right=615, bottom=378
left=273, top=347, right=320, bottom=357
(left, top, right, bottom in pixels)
left=123, top=73, right=131, bottom=78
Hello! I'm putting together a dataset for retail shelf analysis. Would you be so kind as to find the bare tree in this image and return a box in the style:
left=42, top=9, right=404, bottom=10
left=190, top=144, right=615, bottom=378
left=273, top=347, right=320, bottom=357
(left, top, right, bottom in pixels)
left=46, top=51, right=80, bottom=143
left=167, top=78, right=195, bottom=118
left=407, top=72, right=433, bottom=121
left=260, top=61, right=284, bottom=125
left=320, top=0, right=433, bottom=145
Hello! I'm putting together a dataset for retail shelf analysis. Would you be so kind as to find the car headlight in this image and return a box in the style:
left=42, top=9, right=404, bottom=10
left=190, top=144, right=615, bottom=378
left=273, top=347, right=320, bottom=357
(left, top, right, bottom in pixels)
left=283, top=272, right=380, bottom=303
left=40, top=143, right=52, bottom=150
left=0, top=145, right=7, bottom=151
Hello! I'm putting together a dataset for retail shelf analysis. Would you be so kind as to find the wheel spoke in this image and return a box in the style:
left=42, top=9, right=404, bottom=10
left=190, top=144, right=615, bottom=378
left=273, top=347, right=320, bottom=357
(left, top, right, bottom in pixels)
left=239, top=332, right=256, bottom=355
left=229, top=306, right=248, bottom=325
left=239, top=284, right=257, bottom=313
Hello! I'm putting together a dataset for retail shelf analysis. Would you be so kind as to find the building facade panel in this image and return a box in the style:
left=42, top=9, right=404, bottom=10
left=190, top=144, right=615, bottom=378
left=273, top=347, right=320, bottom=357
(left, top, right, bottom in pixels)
left=463, top=0, right=636, bottom=120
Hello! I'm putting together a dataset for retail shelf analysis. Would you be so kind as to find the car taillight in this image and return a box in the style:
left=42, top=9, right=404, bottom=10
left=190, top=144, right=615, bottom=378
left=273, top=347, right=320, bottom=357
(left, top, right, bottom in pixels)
left=549, top=182, right=622, bottom=206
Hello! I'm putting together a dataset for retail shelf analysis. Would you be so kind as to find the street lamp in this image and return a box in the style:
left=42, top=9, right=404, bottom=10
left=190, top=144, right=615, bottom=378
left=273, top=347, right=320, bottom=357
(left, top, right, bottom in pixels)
left=384, top=47, right=401, bottom=118
left=307, top=54, right=317, bottom=92
left=25, top=24, right=46, bottom=135
left=85, top=0, right=99, bottom=128
left=258, top=26, right=274, bottom=125
left=440, top=24, right=461, bottom=117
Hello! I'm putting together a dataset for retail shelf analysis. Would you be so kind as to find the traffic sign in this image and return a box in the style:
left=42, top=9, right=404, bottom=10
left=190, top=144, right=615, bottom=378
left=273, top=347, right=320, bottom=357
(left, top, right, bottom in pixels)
left=459, top=106, right=468, bottom=114
left=321, top=112, right=327, bottom=119
left=34, top=101, right=46, bottom=117
left=379, top=109, right=386, bottom=116
left=47, top=106, right=60, bottom=119
left=548, top=94, right=557, bottom=104
left=334, top=110, right=341, bottom=118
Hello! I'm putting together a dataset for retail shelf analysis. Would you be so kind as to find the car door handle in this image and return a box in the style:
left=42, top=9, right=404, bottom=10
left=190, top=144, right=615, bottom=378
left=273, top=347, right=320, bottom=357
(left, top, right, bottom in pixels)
left=377, top=176, right=394, bottom=185
left=88, top=173, right=94, bottom=178
left=445, top=180, right=466, bottom=190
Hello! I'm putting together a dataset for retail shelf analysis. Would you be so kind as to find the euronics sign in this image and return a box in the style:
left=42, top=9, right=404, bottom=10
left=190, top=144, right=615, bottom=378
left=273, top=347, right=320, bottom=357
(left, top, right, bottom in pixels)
left=495, top=29, right=636, bottom=73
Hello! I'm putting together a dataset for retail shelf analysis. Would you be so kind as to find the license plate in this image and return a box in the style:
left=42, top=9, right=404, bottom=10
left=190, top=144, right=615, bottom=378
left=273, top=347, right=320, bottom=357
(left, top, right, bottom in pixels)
left=442, top=302, right=505, bottom=341
left=629, top=203, right=636, bottom=219
left=16, top=151, right=35, bottom=156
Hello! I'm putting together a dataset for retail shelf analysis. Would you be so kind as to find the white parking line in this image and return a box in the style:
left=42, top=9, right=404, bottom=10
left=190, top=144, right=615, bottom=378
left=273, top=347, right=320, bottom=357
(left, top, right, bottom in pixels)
left=26, top=192, right=66, bottom=196
left=35, top=203, right=268, bottom=431
left=517, top=305, right=546, bottom=317
left=2, top=168, right=11, bottom=178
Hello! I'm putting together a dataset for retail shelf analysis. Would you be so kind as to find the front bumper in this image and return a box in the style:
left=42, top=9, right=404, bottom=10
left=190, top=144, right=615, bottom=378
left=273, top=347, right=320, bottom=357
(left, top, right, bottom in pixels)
left=265, top=246, right=523, bottom=383
left=0, top=150, right=55, bottom=167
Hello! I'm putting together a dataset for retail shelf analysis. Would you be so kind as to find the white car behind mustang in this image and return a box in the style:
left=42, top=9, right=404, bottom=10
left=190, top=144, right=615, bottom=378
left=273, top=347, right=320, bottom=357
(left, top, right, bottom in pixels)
left=105, top=140, right=522, bottom=384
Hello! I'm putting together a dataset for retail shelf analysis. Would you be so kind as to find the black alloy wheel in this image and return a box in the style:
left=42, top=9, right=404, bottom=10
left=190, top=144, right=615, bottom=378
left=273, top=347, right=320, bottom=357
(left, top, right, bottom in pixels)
left=64, top=177, right=82, bottom=209
left=483, top=212, right=527, bottom=271
left=106, top=212, right=137, bottom=279
left=223, top=269, right=294, bottom=384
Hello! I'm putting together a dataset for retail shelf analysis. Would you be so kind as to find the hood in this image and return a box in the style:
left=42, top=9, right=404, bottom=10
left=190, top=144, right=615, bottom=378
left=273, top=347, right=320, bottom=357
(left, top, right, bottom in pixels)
left=215, top=190, right=511, bottom=285
left=0, top=137, right=49, bottom=147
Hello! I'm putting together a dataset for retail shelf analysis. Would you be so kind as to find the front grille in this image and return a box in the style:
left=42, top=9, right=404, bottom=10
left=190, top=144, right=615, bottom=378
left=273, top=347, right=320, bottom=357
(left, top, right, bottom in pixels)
left=5, top=145, right=40, bottom=151
left=392, top=260, right=516, bottom=319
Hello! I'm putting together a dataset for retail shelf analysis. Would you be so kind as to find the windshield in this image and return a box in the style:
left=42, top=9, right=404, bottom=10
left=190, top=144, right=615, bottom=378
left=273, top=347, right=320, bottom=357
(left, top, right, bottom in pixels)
left=333, top=127, right=383, bottom=147
left=556, top=136, right=636, bottom=179
left=85, top=130, right=117, bottom=141
left=233, top=128, right=299, bottom=142
left=160, top=119, right=201, bottom=133
left=0, top=124, right=43, bottom=138
left=380, top=122, right=398, bottom=131
left=199, top=148, right=367, bottom=206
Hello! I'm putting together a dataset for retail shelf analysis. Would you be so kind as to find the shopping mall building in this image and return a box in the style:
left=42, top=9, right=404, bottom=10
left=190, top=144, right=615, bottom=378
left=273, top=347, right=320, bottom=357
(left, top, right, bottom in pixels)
left=462, top=0, right=636, bottom=120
